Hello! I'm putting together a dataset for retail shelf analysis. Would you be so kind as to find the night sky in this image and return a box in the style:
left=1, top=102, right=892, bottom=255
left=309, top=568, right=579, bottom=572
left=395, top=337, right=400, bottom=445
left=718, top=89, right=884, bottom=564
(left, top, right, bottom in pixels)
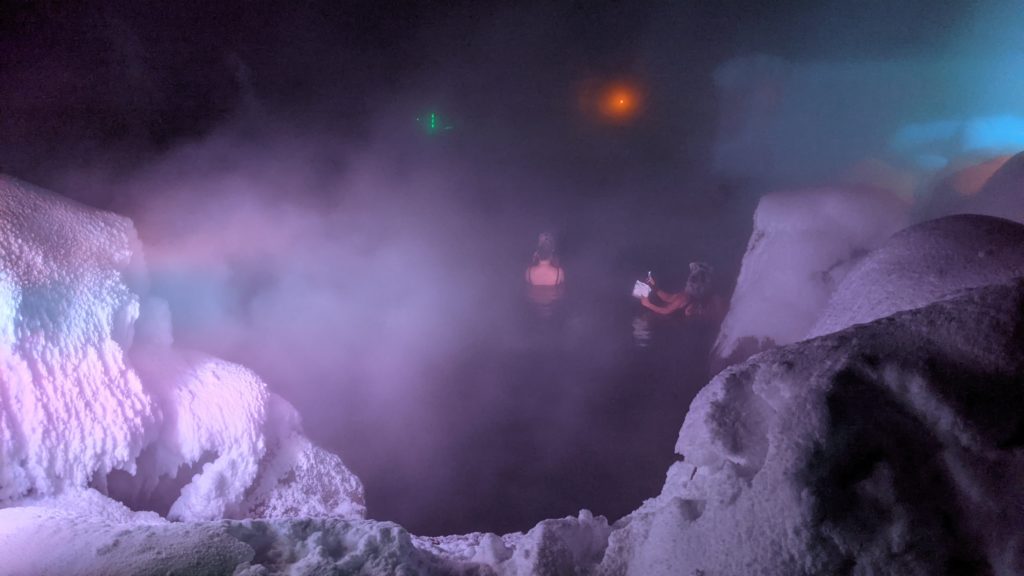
left=1, top=0, right=970, bottom=197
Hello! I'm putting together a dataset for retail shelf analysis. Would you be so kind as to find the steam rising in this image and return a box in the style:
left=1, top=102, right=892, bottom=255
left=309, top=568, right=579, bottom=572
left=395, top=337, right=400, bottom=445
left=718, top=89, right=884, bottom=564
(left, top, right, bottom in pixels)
left=3, top=0, right=1024, bottom=536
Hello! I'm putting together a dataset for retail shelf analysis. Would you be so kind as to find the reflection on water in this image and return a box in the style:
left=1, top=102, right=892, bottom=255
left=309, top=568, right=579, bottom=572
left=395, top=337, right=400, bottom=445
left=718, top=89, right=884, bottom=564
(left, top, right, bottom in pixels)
left=631, top=313, right=651, bottom=348
left=526, top=283, right=566, bottom=319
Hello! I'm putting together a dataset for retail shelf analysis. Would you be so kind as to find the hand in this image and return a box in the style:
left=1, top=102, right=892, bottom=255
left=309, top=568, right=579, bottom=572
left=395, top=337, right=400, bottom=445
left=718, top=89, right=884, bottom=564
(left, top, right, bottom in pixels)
left=640, top=296, right=651, bottom=308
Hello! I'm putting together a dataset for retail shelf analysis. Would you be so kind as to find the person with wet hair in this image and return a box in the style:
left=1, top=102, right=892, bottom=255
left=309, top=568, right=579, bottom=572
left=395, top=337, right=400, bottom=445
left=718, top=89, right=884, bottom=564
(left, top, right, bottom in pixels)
left=525, top=232, right=565, bottom=315
left=526, top=232, right=565, bottom=286
left=641, top=261, right=725, bottom=321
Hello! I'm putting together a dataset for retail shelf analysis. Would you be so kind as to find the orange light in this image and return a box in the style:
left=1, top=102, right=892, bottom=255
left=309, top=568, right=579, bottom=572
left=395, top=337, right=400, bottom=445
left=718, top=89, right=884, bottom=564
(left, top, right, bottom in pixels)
left=597, top=83, right=642, bottom=123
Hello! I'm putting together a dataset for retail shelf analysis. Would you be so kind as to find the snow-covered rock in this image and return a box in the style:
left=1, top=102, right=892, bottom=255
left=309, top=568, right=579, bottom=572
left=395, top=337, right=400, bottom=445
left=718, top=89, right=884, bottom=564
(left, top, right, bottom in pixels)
left=238, top=394, right=366, bottom=520
left=712, top=187, right=908, bottom=369
left=0, top=174, right=364, bottom=523
left=125, top=346, right=271, bottom=521
left=0, top=175, right=155, bottom=502
left=616, top=279, right=1024, bottom=575
left=810, top=214, right=1024, bottom=338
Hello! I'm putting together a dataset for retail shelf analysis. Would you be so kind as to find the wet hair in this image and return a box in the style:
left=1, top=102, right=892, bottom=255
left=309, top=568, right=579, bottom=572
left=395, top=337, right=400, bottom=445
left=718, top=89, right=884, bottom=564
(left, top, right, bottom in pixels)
left=684, top=261, right=713, bottom=298
left=533, top=232, right=557, bottom=263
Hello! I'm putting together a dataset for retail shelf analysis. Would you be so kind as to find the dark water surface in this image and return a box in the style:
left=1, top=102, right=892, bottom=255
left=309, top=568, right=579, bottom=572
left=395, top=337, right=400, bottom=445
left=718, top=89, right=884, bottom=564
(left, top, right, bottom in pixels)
left=284, top=197, right=750, bottom=537
left=445, top=304, right=715, bottom=535
left=368, top=263, right=718, bottom=536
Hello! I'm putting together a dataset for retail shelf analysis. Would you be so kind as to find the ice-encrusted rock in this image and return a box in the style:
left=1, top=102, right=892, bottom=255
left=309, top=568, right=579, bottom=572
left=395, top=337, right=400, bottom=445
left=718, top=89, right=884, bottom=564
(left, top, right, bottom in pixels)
left=126, top=345, right=271, bottom=520
left=712, top=187, right=907, bottom=369
left=0, top=174, right=364, bottom=523
left=613, top=280, right=1024, bottom=575
left=238, top=394, right=366, bottom=520
left=0, top=175, right=155, bottom=502
left=810, top=214, right=1024, bottom=338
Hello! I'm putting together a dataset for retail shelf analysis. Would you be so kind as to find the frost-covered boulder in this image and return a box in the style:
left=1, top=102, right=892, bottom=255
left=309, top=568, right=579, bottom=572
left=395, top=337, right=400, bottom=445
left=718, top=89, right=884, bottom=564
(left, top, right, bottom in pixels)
left=125, top=346, right=271, bottom=520
left=238, top=395, right=366, bottom=519
left=0, top=175, right=155, bottom=502
left=712, top=187, right=907, bottom=369
left=613, top=280, right=1024, bottom=575
left=810, top=214, right=1024, bottom=338
left=0, top=174, right=364, bottom=523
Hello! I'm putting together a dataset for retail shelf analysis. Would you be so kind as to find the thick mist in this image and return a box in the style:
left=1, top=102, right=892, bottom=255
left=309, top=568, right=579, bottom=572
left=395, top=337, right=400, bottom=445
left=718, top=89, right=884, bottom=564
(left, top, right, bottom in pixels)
left=99, top=102, right=741, bottom=534
left=30, top=2, right=748, bottom=535
left=3, top=0, right=1022, bottom=537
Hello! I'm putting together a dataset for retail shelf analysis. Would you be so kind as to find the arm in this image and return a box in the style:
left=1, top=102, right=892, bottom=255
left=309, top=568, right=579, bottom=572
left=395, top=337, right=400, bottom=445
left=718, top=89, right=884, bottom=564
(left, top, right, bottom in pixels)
left=655, top=288, right=675, bottom=301
left=641, top=294, right=686, bottom=315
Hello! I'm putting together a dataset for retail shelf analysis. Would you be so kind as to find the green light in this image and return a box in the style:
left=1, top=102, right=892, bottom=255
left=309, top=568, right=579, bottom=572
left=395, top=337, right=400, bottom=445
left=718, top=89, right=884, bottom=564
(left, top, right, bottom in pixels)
left=417, top=111, right=453, bottom=135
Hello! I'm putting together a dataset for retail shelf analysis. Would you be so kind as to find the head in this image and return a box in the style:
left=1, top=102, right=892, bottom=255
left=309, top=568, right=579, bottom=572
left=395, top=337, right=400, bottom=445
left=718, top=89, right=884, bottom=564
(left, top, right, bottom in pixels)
left=684, top=261, right=713, bottom=298
left=534, top=232, right=557, bottom=262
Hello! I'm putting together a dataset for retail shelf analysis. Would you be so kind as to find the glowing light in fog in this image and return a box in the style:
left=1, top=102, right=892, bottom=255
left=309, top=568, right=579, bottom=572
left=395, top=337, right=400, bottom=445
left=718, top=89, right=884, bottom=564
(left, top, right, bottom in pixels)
left=417, top=111, right=453, bottom=134
left=601, top=85, right=640, bottom=121
left=579, top=80, right=644, bottom=124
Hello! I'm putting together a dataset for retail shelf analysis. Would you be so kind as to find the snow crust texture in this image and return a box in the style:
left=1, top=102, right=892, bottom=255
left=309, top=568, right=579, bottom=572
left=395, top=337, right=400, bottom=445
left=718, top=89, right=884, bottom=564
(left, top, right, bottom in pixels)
left=620, top=280, right=1024, bottom=575
left=0, top=490, right=252, bottom=576
left=713, top=186, right=908, bottom=367
left=0, top=175, right=364, bottom=522
left=810, top=214, right=1024, bottom=337
left=0, top=176, right=154, bottom=501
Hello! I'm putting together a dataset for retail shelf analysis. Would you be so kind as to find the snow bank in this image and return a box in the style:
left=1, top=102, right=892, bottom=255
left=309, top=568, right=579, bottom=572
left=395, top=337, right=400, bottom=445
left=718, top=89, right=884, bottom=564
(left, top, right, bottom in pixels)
left=0, top=174, right=363, bottom=522
left=810, top=214, right=1024, bottom=338
left=413, top=510, right=612, bottom=575
left=713, top=187, right=908, bottom=368
left=0, top=489, right=253, bottom=576
left=0, top=499, right=611, bottom=576
left=615, top=279, right=1024, bottom=575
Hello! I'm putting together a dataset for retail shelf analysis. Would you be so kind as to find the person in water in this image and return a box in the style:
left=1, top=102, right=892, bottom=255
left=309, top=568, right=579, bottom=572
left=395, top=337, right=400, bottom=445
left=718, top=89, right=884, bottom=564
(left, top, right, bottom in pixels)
left=640, top=261, right=725, bottom=321
left=525, top=232, right=565, bottom=312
